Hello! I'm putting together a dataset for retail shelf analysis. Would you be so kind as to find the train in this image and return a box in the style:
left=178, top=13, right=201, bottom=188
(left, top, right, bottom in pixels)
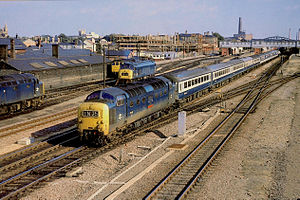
left=0, top=73, right=45, bottom=115
left=78, top=50, right=280, bottom=144
left=118, top=59, right=156, bottom=81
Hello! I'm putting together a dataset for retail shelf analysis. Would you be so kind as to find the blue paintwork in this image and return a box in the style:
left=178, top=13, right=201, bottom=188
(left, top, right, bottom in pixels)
left=177, top=82, right=211, bottom=99
left=84, top=76, right=175, bottom=132
left=120, top=60, right=156, bottom=80
left=81, top=50, right=280, bottom=136
left=0, top=73, right=44, bottom=106
left=165, top=50, right=280, bottom=101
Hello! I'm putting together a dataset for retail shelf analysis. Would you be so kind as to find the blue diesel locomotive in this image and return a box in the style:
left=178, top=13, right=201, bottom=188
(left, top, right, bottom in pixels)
left=78, top=50, right=280, bottom=144
left=0, top=73, right=45, bottom=115
left=118, top=59, right=156, bottom=81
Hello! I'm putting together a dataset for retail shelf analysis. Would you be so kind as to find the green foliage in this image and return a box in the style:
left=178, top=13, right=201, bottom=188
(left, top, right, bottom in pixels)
left=212, top=32, right=224, bottom=41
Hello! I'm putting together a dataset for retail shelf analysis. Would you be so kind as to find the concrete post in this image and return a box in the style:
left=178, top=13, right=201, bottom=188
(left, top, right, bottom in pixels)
left=178, top=111, right=186, bottom=136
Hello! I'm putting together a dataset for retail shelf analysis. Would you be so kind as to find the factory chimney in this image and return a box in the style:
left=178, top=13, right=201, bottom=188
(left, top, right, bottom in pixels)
left=52, top=44, right=59, bottom=58
left=289, top=28, right=291, bottom=40
left=238, top=17, right=242, bottom=34
left=10, top=38, right=16, bottom=59
left=0, top=44, right=8, bottom=62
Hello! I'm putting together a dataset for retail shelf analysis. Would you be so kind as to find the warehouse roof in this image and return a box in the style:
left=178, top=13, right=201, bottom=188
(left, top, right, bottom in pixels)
left=5, top=47, right=110, bottom=72
left=17, top=45, right=93, bottom=59
left=0, top=38, right=26, bottom=50
left=106, top=49, right=132, bottom=57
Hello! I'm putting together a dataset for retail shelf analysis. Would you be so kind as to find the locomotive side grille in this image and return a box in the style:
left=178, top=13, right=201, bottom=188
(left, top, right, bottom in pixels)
left=109, top=108, right=117, bottom=125
left=119, top=85, right=146, bottom=97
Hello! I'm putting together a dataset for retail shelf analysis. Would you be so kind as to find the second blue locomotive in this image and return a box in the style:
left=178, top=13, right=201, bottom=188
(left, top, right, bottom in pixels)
left=0, top=73, right=44, bottom=115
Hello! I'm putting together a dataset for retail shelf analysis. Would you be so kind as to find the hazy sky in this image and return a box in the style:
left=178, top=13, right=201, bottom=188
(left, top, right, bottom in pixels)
left=0, top=0, right=299, bottom=39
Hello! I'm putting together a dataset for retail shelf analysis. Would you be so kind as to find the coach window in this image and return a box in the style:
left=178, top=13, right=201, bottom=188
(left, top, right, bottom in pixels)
left=188, top=81, right=191, bottom=87
left=164, top=90, right=167, bottom=95
left=160, top=91, right=163, bottom=97
left=136, top=99, right=140, bottom=105
left=130, top=101, right=134, bottom=107
left=155, top=93, right=158, bottom=99
left=142, top=97, right=146, bottom=104
left=184, top=82, right=187, bottom=88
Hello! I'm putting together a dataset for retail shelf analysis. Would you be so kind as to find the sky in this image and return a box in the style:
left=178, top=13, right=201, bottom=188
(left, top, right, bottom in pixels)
left=0, top=0, right=299, bottom=39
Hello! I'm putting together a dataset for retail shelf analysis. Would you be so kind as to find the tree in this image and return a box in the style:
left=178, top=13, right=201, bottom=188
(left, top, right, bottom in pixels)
left=212, top=32, right=224, bottom=41
left=58, top=33, right=69, bottom=43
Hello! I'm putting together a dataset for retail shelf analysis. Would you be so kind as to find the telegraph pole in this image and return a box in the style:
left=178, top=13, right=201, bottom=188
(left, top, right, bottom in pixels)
left=102, top=45, right=106, bottom=88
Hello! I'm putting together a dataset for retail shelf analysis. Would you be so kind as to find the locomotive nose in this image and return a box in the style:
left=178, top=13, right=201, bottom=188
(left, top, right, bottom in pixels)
left=119, top=69, right=133, bottom=80
left=78, top=102, right=109, bottom=136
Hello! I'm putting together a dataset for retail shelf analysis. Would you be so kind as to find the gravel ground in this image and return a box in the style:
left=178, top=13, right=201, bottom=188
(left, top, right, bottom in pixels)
left=8, top=55, right=299, bottom=200
left=0, top=94, right=87, bottom=155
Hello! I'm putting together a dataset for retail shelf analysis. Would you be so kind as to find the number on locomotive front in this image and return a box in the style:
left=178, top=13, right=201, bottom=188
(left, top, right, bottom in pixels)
left=82, top=110, right=99, bottom=118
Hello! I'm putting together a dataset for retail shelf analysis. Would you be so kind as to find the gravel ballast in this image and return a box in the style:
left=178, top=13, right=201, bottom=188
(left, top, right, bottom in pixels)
left=11, top=55, right=300, bottom=199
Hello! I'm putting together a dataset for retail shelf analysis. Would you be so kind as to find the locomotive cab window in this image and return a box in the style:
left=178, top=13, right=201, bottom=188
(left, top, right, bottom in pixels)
left=86, top=91, right=100, bottom=101
left=116, top=95, right=125, bottom=106
left=101, top=92, right=115, bottom=102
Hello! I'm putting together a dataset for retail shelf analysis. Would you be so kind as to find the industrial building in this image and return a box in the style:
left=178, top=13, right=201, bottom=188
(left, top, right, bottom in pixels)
left=112, top=32, right=218, bottom=55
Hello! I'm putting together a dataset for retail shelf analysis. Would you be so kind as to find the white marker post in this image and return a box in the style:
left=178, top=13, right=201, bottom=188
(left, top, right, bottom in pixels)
left=178, top=111, right=186, bottom=136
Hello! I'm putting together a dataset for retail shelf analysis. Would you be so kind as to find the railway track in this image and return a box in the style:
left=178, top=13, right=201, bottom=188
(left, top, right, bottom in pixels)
left=0, top=107, right=77, bottom=139
left=0, top=57, right=296, bottom=199
left=143, top=57, right=289, bottom=199
left=0, top=121, right=147, bottom=200
left=0, top=55, right=222, bottom=121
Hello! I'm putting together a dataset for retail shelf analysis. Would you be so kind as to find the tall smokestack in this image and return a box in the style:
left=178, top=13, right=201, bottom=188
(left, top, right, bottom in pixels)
left=52, top=44, right=59, bottom=58
left=298, top=28, right=300, bottom=41
left=0, top=45, right=8, bottom=62
left=289, top=28, right=291, bottom=40
left=10, top=38, right=16, bottom=59
left=238, top=17, right=242, bottom=34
